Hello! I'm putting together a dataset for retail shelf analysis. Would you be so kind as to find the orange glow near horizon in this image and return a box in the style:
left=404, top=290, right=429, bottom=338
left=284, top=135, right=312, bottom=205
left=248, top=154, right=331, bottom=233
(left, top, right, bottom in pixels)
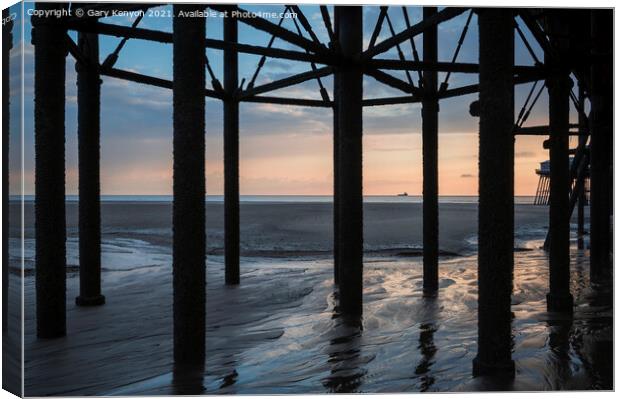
left=15, top=130, right=551, bottom=197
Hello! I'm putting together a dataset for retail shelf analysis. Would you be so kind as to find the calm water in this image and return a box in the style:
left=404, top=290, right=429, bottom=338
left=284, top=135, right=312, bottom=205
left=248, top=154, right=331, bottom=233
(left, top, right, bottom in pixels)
left=16, top=194, right=538, bottom=204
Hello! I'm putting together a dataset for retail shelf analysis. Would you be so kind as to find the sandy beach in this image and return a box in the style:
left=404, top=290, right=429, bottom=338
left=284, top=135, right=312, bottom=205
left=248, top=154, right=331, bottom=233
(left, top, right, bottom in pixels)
left=6, top=200, right=612, bottom=394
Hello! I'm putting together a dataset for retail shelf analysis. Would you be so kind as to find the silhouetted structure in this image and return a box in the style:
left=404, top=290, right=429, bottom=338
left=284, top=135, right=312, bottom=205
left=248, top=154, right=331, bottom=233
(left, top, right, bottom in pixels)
left=533, top=161, right=551, bottom=205
left=546, top=15, right=573, bottom=312
left=473, top=8, right=515, bottom=377
left=171, top=3, right=206, bottom=365
left=332, top=6, right=341, bottom=285
left=336, top=6, right=363, bottom=317
left=577, top=85, right=587, bottom=249
left=76, top=27, right=105, bottom=307
left=422, top=6, right=439, bottom=296
left=24, top=2, right=612, bottom=381
left=224, top=5, right=240, bottom=286
left=33, top=2, right=69, bottom=338
left=589, top=10, right=613, bottom=280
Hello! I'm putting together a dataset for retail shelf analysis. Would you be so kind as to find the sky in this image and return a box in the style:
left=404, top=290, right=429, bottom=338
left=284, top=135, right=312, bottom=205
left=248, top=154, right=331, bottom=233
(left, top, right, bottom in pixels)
left=8, top=3, right=583, bottom=196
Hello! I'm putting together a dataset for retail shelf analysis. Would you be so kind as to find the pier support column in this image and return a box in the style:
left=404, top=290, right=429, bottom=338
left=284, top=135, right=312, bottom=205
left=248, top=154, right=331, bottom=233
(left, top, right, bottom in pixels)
left=33, top=3, right=69, bottom=338
left=3, top=8, right=13, bottom=333
left=589, top=10, right=612, bottom=280
left=224, top=8, right=240, bottom=285
left=333, top=7, right=341, bottom=285
left=576, top=84, right=586, bottom=250
left=76, top=29, right=105, bottom=307
left=172, top=5, right=206, bottom=365
left=473, top=8, right=515, bottom=377
left=422, top=6, right=439, bottom=296
left=546, top=18, right=573, bottom=313
left=336, top=6, right=363, bottom=317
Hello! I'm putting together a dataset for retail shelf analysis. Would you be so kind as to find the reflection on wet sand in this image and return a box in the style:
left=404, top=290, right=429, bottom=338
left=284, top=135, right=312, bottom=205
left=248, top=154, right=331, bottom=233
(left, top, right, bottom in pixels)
left=411, top=296, right=439, bottom=391
left=171, top=364, right=206, bottom=395
left=415, top=322, right=438, bottom=391
left=22, top=241, right=612, bottom=394
left=322, top=291, right=366, bottom=393
left=545, top=319, right=573, bottom=387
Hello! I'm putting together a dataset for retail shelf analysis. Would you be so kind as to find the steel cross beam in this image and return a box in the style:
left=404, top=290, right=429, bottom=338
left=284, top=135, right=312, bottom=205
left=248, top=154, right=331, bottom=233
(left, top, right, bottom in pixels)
left=367, top=58, right=544, bottom=75
left=65, top=20, right=172, bottom=42
left=65, top=21, right=333, bottom=64
left=239, top=66, right=333, bottom=99
left=439, top=72, right=546, bottom=99
left=97, top=64, right=331, bottom=107
left=62, top=6, right=554, bottom=109
left=519, top=10, right=592, bottom=93
left=368, top=6, right=388, bottom=50
left=514, top=124, right=581, bottom=135
left=364, top=68, right=424, bottom=96
left=209, top=4, right=333, bottom=56
left=243, top=95, right=332, bottom=107
left=99, top=67, right=223, bottom=100
left=363, top=7, right=469, bottom=59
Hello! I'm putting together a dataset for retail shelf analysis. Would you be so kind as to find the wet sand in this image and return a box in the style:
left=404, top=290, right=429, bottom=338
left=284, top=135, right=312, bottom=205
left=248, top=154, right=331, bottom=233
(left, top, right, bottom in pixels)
left=17, top=201, right=551, bottom=257
left=9, top=202, right=612, bottom=394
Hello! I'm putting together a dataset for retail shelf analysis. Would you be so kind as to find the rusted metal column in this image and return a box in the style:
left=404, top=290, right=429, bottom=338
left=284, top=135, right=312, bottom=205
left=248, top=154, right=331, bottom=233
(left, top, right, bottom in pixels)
left=332, top=6, right=341, bottom=285
left=224, top=8, right=240, bottom=285
left=172, top=4, right=206, bottom=365
left=422, top=6, right=439, bottom=296
left=473, top=8, right=515, bottom=377
left=76, top=29, right=105, bottom=307
left=33, top=3, right=68, bottom=338
left=589, top=9, right=612, bottom=280
left=336, top=6, right=363, bottom=317
left=546, top=18, right=573, bottom=313
left=2, top=8, right=13, bottom=333
left=576, top=84, right=586, bottom=250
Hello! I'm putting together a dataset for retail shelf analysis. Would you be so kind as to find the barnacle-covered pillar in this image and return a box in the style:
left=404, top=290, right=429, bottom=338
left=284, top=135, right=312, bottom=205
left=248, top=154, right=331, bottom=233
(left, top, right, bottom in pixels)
left=224, top=8, right=240, bottom=285
left=422, top=6, right=439, bottom=296
left=172, top=4, right=206, bottom=365
left=546, top=17, right=573, bottom=313
left=76, top=29, right=105, bottom=307
left=33, top=3, right=69, bottom=338
left=336, top=6, right=363, bottom=317
left=589, top=9, right=613, bottom=280
left=333, top=6, right=341, bottom=285
left=473, top=8, right=515, bottom=377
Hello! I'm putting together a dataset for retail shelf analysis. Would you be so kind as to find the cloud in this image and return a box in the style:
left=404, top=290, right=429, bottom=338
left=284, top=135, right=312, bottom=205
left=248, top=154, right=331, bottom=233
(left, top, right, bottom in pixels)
left=515, top=151, right=536, bottom=158
left=15, top=5, right=553, bottom=196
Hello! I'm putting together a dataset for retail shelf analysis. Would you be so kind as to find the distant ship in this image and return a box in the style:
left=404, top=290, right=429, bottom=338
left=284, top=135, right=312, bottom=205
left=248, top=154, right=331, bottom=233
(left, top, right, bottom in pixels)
left=397, top=192, right=408, bottom=197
